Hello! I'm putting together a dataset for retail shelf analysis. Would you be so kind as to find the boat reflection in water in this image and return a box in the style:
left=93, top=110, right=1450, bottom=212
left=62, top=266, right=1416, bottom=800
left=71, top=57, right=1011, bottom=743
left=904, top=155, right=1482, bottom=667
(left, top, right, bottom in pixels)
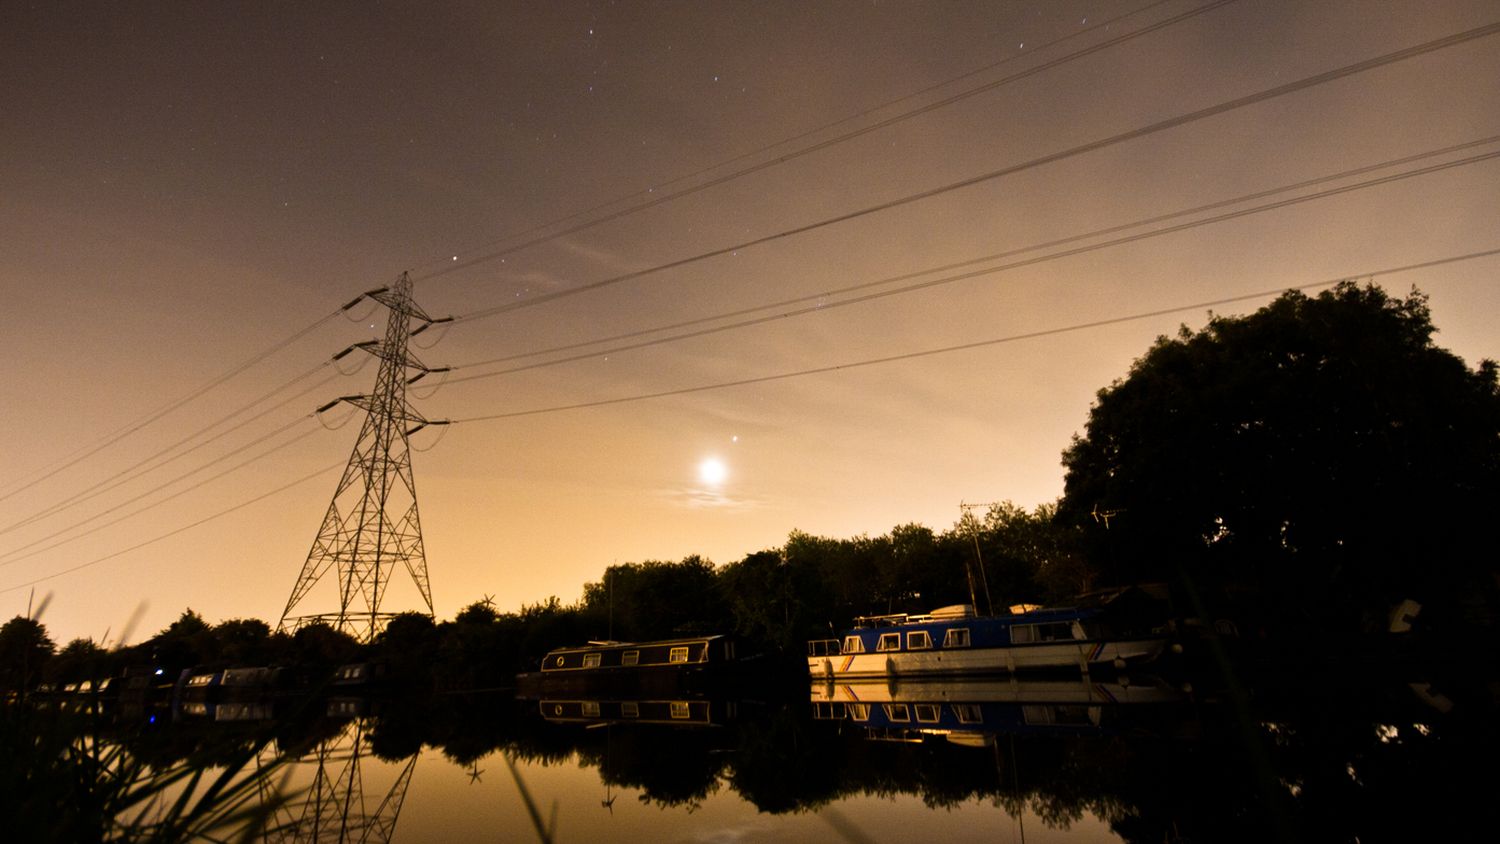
left=811, top=674, right=1184, bottom=746
left=537, top=696, right=739, bottom=728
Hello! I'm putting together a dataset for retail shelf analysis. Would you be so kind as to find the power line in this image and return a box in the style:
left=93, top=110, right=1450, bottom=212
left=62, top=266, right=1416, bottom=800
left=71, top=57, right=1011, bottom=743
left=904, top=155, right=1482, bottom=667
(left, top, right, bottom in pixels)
left=443, top=19, right=1500, bottom=324
left=0, top=417, right=325, bottom=567
left=451, top=247, right=1500, bottom=424
left=406, top=0, right=1215, bottom=281
left=2, top=363, right=342, bottom=535
left=0, top=308, right=345, bottom=507
left=0, top=459, right=345, bottom=596
left=439, top=140, right=1500, bottom=387
left=8, top=248, right=1494, bottom=594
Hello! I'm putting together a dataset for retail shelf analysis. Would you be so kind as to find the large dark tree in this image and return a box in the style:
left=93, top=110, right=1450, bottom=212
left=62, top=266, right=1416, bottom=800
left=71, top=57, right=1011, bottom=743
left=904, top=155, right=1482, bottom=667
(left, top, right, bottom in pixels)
left=0, top=616, right=54, bottom=691
left=1059, top=282, right=1500, bottom=633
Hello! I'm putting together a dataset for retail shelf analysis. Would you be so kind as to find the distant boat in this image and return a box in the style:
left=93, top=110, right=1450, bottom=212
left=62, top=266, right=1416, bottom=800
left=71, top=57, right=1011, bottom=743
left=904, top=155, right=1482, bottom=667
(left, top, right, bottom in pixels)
left=518, top=635, right=739, bottom=696
left=807, top=603, right=1168, bottom=680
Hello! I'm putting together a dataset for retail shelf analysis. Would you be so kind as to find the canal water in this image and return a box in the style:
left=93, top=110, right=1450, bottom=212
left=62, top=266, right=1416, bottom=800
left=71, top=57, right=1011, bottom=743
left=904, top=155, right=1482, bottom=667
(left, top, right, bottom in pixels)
left=17, top=658, right=1492, bottom=842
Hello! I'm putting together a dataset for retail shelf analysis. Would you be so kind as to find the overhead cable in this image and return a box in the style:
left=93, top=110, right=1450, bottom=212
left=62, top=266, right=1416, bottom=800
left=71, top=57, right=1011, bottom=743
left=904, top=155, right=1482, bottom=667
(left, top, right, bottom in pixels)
left=0, top=309, right=345, bottom=506
left=408, top=0, right=1217, bottom=281
left=0, top=417, right=327, bottom=567
left=2, top=364, right=341, bottom=535
left=442, top=140, right=1500, bottom=385
left=448, top=20, right=1500, bottom=324
left=450, top=248, right=1500, bottom=423
left=0, top=460, right=345, bottom=595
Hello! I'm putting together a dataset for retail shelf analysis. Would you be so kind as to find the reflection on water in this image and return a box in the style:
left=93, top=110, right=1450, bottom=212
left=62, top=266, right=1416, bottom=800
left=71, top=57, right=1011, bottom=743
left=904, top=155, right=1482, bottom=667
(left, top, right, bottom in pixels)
left=810, top=675, right=1183, bottom=747
left=12, top=659, right=1496, bottom=841
left=257, top=719, right=418, bottom=843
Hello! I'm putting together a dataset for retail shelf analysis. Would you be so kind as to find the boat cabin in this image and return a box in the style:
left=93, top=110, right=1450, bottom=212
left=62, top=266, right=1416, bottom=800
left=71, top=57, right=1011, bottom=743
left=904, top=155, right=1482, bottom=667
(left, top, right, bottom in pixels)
left=810, top=605, right=1095, bottom=657
left=542, top=635, right=735, bottom=673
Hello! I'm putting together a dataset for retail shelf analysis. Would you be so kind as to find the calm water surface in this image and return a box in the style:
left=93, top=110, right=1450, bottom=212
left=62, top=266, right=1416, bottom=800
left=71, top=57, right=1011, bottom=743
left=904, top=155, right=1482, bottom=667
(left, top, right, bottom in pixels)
left=26, top=657, right=1492, bottom=842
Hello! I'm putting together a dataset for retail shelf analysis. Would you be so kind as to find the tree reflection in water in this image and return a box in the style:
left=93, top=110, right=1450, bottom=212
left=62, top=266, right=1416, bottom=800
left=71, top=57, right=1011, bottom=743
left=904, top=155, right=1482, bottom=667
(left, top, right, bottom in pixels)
left=9, top=659, right=1495, bottom=842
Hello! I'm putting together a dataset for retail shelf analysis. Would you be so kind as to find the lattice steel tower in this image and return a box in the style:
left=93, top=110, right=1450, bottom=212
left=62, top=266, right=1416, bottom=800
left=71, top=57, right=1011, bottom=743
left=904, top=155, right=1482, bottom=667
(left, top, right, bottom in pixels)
left=279, top=272, right=449, bottom=642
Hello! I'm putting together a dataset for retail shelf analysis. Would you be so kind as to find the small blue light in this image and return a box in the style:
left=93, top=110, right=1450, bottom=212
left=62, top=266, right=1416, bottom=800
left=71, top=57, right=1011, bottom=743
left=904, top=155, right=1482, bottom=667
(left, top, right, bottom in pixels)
left=149, top=715, right=157, bottom=724
left=154, top=669, right=163, bottom=676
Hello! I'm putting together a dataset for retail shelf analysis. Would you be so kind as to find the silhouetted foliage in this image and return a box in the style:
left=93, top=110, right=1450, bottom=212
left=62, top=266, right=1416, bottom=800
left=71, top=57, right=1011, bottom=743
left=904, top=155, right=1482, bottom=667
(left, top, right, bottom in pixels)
left=149, top=609, right=217, bottom=672
left=47, top=637, right=109, bottom=685
left=288, top=622, right=362, bottom=672
left=0, top=615, right=54, bottom=692
left=580, top=555, right=726, bottom=641
left=1059, top=283, right=1500, bottom=635
left=375, top=611, right=439, bottom=691
left=211, top=618, right=272, bottom=666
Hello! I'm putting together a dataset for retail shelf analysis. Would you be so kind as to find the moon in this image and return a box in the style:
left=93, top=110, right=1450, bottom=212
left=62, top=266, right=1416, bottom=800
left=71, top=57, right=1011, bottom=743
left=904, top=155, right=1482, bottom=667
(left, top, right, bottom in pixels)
left=698, top=457, right=728, bottom=486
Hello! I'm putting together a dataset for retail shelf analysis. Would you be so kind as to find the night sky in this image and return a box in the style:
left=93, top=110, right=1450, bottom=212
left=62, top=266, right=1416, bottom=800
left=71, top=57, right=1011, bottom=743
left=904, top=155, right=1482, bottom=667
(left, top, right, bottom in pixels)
left=4, top=1, right=1498, bottom=644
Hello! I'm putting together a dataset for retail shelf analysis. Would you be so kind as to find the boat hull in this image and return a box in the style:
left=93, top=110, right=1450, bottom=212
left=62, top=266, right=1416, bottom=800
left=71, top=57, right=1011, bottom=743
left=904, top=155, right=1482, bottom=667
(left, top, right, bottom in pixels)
left=807, top=636, right=1166, bottom=680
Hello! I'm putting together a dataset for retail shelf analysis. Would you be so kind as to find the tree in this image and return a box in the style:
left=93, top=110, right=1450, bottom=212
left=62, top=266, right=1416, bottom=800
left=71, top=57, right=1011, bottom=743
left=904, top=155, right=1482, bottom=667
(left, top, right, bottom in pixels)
left=48, top=638, right=109, bottom=685
left=0, top=616, right=54, bottom=691
left=150, top=609, right=217, bottom=670
left=211, top=618, right=272, bottom=666
left=956, top=502, right=1093, bottom=608
left=581, top=556, right=725, bottom=641
left=1059, top=282, right=1500, bottom=633
left=288, top=622, right=362, bottom=671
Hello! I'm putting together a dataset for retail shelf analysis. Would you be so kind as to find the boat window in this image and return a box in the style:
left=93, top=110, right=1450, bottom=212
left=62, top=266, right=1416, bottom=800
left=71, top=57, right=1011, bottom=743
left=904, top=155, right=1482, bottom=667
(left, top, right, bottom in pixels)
left=907, top=631, right=932, bottom=650
left=877, top=632, right=902, bottom=652
left=914, top=704, right=940, bottom=723
left=953, top=704, right=982, bottom=724
left=622, top=650, right=640, bottom=666
left=1013, top=622, right=1073, bottom=643
left=670, top=701, right=691, bottom=719
left=621, top=702, right=639, bottom=718
left=884, top=704, right=911, bottom=722
left=1040, top=622, right=1077, bottom=641
left=669, top=646, right=690, bottom=663
left=849, top=703, right=872, bottom=721
left=1024, top=704, right=1096, bottom=726
left=842, top=636, right=865, bottom=654
left=582, top=701, right=600, bottom=717
left=582, top=652, right=602, bottom=668
left=943, top=628, right=971, bottom=648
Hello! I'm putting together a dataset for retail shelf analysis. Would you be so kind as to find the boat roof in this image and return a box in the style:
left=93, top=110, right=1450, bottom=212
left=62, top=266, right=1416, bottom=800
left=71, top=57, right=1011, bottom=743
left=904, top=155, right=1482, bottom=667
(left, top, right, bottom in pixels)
left=545, top=634, right=725, bottom=654
left=852, top=605, right=1093, bottom=628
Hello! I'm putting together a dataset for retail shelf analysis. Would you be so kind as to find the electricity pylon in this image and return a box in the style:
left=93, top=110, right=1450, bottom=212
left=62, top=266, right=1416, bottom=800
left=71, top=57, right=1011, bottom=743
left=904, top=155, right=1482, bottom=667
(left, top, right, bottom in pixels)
left=258, top=718, right=418, bottom=844
left=278, top=272, right=450, bottom=642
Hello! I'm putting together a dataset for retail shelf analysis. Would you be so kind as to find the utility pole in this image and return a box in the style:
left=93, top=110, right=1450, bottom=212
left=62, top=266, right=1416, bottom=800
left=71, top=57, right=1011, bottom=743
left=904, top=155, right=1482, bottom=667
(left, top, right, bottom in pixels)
left=278, top=272, right=451, bottom=642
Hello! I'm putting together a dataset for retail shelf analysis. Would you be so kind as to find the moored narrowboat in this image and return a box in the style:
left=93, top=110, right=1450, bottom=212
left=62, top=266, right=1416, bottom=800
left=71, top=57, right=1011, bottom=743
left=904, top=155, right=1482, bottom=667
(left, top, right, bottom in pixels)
left=807, top=603, right=1169, bottom=681
left=518, top=635, right=738, bottom=696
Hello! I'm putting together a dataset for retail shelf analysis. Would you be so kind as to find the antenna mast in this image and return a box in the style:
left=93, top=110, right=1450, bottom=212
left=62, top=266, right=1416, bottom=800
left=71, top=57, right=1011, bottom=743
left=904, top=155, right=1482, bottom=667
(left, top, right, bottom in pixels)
left=278, top=272, right=451, bottom=642
left=959, top=501, right=998, bottom=617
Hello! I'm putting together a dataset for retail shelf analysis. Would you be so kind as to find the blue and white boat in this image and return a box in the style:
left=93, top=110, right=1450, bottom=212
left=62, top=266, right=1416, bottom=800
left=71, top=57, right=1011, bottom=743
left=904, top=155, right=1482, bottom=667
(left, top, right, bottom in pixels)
left=807, top=603, right=1168, bottom=680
